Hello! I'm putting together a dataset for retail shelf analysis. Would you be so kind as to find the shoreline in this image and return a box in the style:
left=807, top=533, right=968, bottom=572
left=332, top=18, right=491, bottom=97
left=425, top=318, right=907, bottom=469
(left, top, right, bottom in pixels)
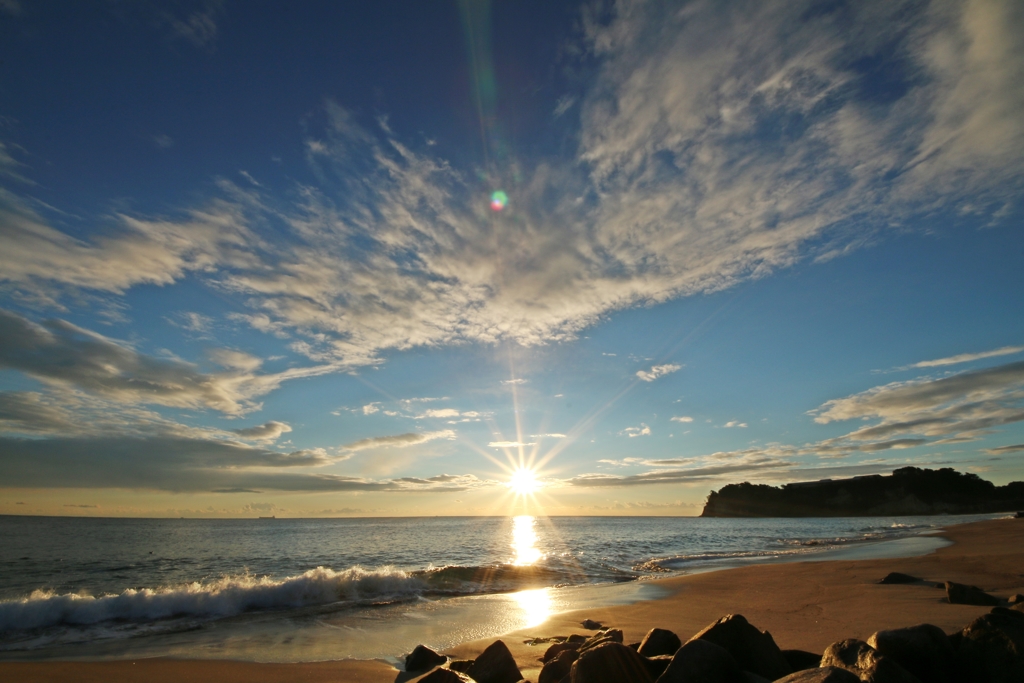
left=3, top=516, right=1022, bottom=681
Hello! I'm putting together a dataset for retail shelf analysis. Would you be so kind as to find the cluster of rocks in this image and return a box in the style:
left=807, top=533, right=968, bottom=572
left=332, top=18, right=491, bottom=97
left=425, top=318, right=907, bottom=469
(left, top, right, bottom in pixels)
left=403, top=575, right=1024, bottom=683
left=405, top=610, right=1024, bottom=683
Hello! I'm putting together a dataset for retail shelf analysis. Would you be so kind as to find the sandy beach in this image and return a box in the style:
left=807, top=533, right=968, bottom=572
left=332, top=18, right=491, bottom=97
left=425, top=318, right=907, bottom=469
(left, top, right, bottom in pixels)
left=3, top=516, right=1021, bottom=682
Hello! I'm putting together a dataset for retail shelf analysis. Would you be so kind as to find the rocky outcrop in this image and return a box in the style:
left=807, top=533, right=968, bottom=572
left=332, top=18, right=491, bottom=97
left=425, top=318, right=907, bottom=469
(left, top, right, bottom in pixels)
left=688, top=614, right=791, bottom=681
left=436, top=606, right=1024, bottom=683
left=464, top=640, right=523, bottom=683
left=407, top=644, right=448, bottom=672
left=655, top=639, right=744, bottom=683
left=570, top=641, right=652, bottom=683
left=638, top=628, right=681, bottom=657
left=701, top=467, right=1024, bottom=517
left=867, top=624, right=955, bottom=683
left=820, top=638, right=921, bottom=682
left=946, top=581, right=1001, bottom=606
left=775, top=668, right=860, bottom=682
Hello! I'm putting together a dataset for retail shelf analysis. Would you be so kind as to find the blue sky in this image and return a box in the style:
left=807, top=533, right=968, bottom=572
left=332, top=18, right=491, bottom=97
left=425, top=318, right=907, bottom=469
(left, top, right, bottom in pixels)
left=1, top=0, right=1023, bottom=517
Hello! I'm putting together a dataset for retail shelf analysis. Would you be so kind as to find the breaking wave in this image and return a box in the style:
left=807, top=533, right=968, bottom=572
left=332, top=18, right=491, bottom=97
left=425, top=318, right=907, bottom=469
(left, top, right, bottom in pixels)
left=0, top=565, right=424, bottom=633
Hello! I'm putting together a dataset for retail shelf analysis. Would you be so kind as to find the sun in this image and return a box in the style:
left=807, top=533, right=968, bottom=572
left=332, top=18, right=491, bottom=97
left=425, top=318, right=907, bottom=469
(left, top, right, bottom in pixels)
left=508, top=467, right=540, bottom=495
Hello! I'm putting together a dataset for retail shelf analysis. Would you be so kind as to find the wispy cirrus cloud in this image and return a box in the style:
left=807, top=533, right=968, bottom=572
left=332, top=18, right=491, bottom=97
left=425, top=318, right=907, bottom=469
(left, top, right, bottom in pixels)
left=340, top=430, right=456, bottom=452
left=0, top=2, right=1018, bottom=372
left=896, top=345, right=1024, bottom=370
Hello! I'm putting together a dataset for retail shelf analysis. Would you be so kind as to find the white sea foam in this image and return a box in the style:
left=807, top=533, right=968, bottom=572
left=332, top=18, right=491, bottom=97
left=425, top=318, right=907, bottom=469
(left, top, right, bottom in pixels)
left=0, top=565, right=423, bottom=632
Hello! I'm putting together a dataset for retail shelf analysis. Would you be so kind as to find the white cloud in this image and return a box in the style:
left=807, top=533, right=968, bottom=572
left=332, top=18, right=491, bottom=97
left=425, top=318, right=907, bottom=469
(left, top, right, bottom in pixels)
left=417, top=408, right=461, bottom=419
left=488, top=440, right=535, bottom=448
left=0, top=1, right=1020, bottom=376
left=361, top=403, right=380, bottom=415
left=340, top=430, right=456, bottom=452
left=232, top=421, right=292, bottom=442
left=501, top=378, right=528, bottom=385
left=670, top=415, right=693, bottom=423
left=636, top=364, right=682, bottom=382
left=723, top=420, right=748, bottom=428
left=0, top=309, right=334, bottom=416
left=809, top=359, right=1024, bottom=454
left=623, top=423, right=651, bottom=438
left=532, top=433, right=567, bottom=439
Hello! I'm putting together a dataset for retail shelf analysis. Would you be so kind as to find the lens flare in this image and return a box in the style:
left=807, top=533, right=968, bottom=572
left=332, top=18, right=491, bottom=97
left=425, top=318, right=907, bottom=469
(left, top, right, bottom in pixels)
left=490, top=190, right=508, bottom=211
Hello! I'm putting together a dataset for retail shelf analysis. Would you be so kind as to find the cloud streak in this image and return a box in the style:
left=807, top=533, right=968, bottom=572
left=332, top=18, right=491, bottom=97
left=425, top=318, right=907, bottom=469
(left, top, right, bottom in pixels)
left=340, top=430, right=456, bottom=452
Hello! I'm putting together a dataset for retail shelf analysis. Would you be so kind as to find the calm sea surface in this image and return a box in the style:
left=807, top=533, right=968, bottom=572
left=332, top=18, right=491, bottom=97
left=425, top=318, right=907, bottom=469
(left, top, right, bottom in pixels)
left=0, top=513, right=1003, bottom=659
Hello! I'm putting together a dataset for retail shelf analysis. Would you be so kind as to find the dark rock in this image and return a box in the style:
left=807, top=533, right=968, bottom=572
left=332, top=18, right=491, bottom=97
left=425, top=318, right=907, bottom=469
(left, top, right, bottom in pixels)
left=638, top=628, right=682, bottom=657
left=466, top=640, right=524, bottom=683
left=740, top=672, right=771, bottom=683
left=539, top=648, right=579, bottom=683
left=641, top=654, right=672, bottom=679
left=570, top=641, right=652, bottom=683
left=449, top=660, right=474, bottom=673
left=821, top=638, right=922, bottom=683
left=879, top=572, right=921, bottom=584
left=956, top=608, right=1024, bottom=683
left=654, top=639, right=744, bottom=683
left=1008, top=594, right=1024, bottom=605
left=628, top=642, right=640, bottom=650
left=417, top=669, right=474, bottom=683
left=946, top=581, right=1001, bottom=606
left=687, top=614, right=791, bottom=681
left=774, top=668, right=861, bottom=683
left=407, top=644, right=448, bottom=672
left=543, top=642, right=580, bottom=663
left=867, top=623, right=955, bottom=683
left=567, top=634, right=588, bottom=644
left=1012, top=602, right=1024, bottom=614
left=782, top=649, right=823, bottom=672
left=579, top=629, right=623, bottom=653
left=1015, top=511, right=1024, bottom=518
left=581, top=619, right=604, bottom=630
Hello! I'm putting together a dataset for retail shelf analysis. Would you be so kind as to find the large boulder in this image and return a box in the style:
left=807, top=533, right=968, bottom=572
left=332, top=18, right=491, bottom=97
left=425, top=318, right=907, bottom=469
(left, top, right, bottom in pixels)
left=570, top=641, right=653, bottom=683
left=821, top=638, right=921, bottom=683
left=407, top=644, right=448, bottom=672
left=956, top=608, right=1024, bottom=683
left=579, top=629, right=624, bottom=653
left=417, top=669, right=474, bottom=683
left=867, top=623, right=955, bottom=683
left=655, top=639, right=745, bottom=683
left=946, top=581, right=1001, bottom=606
left=638, top=628, right=682, bottom=657
left=581, top=619, right=604, bottom=630
left=687, top=614, right=791, bottom=681
left=642, top=654, right=673, bottom=679
left=783, top=649, right=824, bottom=672
left=543, top=641, right=580, bottom=663
left=879, top=572, right=921, bottom=584
left=466, top=640, right=524, bottom=683
left=539, top=648, right=579, bottom=683
left=774, top=668, right=861, bottom=683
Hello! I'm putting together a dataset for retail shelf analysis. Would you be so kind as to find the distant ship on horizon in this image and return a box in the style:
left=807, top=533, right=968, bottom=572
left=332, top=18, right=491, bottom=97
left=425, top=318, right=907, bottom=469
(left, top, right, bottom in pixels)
left=258, top=515, right=276, bottom=519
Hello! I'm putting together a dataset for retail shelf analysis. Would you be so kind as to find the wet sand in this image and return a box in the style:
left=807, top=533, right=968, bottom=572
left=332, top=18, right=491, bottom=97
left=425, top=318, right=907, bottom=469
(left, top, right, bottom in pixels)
left=4, top=516, right=1022, bottom=683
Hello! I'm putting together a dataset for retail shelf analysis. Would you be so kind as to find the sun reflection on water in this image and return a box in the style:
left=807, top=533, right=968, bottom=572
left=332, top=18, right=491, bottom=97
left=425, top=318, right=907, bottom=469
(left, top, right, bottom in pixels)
left=511, top=515, right=543, bottom=566
left=512, top=587, right=552, bottom=628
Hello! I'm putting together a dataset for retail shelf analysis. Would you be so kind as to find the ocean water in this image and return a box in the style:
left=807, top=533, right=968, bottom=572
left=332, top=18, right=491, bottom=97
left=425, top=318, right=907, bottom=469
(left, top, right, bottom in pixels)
left=0, top=513, right=1003, bottom=661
